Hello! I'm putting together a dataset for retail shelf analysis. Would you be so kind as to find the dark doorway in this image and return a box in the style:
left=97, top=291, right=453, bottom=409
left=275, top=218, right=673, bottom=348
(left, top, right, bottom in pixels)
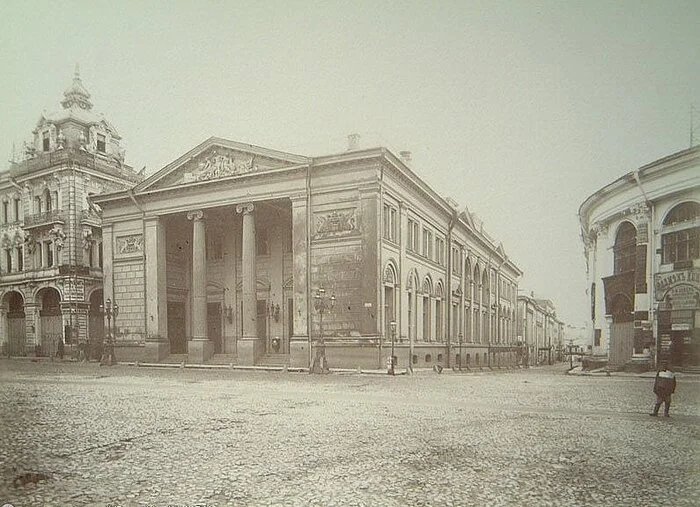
left=168, top=302, right=187, bottom=354
left=88, top=290, right=104, bottom=360
left=207, top=303, right=223, bottom=354
left=257, top=300, right=267, bottom=341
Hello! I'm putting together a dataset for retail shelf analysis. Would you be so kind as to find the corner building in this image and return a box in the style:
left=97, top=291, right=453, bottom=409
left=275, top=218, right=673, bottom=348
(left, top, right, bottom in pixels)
left=579, top=146, right=700, bottom=369
left=95, top=137, right=522, bottom=369
left=0, top=69, right=141, bottom=357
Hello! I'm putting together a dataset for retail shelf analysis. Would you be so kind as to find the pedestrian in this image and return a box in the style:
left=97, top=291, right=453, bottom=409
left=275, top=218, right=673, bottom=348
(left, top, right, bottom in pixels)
left=650, top=366, right=677, bottom=417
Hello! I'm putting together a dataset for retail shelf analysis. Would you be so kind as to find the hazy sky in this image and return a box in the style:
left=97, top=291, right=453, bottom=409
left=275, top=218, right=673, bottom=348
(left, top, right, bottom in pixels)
left=1, top=1, right=698, bottom=326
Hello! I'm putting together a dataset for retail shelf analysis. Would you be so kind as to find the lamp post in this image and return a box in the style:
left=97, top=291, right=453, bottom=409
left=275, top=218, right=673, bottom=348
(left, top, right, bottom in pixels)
left=311, top=287, right=335, bottom=374
left=458, top=333, right=463, bottom=370
left=99, top=298, right=119, bottom=366
left=389, top=321, right=397, bottom=375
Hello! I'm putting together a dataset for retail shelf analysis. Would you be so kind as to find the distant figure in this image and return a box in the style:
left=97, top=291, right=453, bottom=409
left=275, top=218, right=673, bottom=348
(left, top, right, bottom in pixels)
left=650, top=367, right=677, bottom=417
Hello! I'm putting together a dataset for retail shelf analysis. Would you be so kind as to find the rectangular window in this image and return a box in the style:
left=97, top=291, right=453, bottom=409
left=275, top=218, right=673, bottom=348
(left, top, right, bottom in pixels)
left=435, top=300, right=442, bottom=342
left=662, top=228, right=700, bottom=264
left=2, top=201, right=7, bottom=224
left=435, top=237, right=445, bottom=266
left=407, top=219, right=420, bottom=252
left=594, top=329, right=601, bottom=347
left=256, top=229, right=269, bottom=255
left=97, top=134, right=106, bottom=153
left=98, top=242, right=103, bottom=268
left=43, top=131, right=50, bottom=151
left=390, top=208, right=397, bottom=242
left=88, top=242, right=95, bottom=267
left=5, top=249, right=12, bottom=272
left=423, top=296, right=431, bottom=341
left=422, top=229, right=432, bottom=258
left=16, top=246, right=22, bottom=272
left=13, top=198, right=20, bottom=222
left=383, top=204, right=397, bottom=242
left=45, top=241, right=54, bottom=267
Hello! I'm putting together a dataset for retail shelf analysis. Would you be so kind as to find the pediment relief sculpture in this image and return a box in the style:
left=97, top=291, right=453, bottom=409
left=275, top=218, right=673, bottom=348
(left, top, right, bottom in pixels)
left=179, top=149, right=267, bottom=184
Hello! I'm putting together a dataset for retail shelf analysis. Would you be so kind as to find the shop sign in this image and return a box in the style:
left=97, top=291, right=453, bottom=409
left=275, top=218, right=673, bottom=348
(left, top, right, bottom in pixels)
left=654, top=268, right=700, bottom=300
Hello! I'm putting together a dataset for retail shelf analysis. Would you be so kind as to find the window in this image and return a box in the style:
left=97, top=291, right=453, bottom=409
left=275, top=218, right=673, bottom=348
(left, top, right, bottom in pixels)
left=13, top=198, right=20, bottom=222
left=661, top=202, right=700, bottom=265
left=88, top=242, right=95, bottom=267
left=662, top=228, right=700, bottom=264
left=423, top=295, right=431, bottom=341
left=451, top=246, right=462, bottom=275
left=45, top=241, right=54, bottom=267
left=382, top=204, right=397, bottom=242
left=407, top=219, right=419, bottom=252
left=2, top=201, right=7, bottom=224
left=43, top=131, right=50, bottom=151
left=5, top=249, right=12, bottom=272
left=613, top=222, right=636, bottom=274
left=435, top=237, right=445, bottom=265
left=435, top=299, right=442, bottom=342
left=97, top=133, right=106, bottom=153
left=422, top=229, right=432, bottom=259
left=16, top=246, right=22, bottom=272
left=256, top=229, right=269, bottom=255
left=594, top=329, right=601, bottom=347
left=207, top=234, right=223, bottom=261
left=36, top=241, right=43, bottom=267
left=98, top=242, right=103, bottom=268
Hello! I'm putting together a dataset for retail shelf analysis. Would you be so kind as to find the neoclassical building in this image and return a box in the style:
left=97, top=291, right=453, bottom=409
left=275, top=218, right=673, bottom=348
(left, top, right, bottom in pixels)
left=579, top=145, right=700, bottom=369
left=94, top=135, right=522, bottom=369
left=0, top=69, right=141, bottom=358
left=516, top=293, right=564, bottom=366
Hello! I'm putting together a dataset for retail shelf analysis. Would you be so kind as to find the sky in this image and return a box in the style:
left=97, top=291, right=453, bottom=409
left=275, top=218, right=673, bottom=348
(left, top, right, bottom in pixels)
left=1, top=0, right=698, bottom=327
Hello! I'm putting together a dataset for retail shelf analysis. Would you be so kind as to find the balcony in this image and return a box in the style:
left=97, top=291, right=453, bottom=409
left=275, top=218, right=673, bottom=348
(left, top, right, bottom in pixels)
left=23, top=209, right=66, bottom=229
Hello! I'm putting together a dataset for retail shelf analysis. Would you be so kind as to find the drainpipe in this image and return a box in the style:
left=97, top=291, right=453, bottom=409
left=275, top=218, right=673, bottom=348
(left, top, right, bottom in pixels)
left=633, top=170, right=657, bottom=368
left=127, top=189, right=148, bottom=336
left=378, top=164, right=384, bottom=370
left=306, top=163, right=312, bottom=369
left=445, top=206, right=460, bottom=368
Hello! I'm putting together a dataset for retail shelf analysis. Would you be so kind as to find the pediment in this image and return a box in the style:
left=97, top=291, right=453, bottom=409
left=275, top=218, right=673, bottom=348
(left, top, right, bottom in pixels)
left=137, top=137, right=309, bottom=192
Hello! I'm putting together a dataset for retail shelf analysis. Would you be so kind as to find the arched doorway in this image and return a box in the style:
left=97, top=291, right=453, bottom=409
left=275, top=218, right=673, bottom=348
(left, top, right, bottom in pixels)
left=88, top=290, right=105, bottom=361
left=37, top=287, right=63, bottom=357
left=3, top=291, right=26, bottom=356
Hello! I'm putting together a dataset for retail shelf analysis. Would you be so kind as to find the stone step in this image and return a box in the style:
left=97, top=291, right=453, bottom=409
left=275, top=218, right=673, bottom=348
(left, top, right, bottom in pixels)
left=257, top=354, right=290, bottom=366
left=207, top=354, right=238, bottom=365
left=162, top=354, right=188, bottom=364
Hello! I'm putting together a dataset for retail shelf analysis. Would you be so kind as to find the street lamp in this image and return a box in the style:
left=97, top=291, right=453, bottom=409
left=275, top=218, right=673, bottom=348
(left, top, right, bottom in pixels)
left=99, top=298, right=119, bottom=366
left=311, top=287, right=335, bottom=374
left=389, top=321, right=397, bottom=375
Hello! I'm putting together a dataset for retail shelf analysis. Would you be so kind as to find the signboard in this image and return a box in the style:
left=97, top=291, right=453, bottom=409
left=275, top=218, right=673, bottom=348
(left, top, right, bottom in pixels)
left=654, top=268, right=700, bottom=300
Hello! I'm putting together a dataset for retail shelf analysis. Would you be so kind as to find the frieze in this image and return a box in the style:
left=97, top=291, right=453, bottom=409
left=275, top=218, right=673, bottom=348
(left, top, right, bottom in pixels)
left=181, top=150, right=259, bottom=183
left=116, top=234, right=144, bottom=255
left=313, top=208, right=357, bottom=239
left=629, top=202, right=650, bottom=224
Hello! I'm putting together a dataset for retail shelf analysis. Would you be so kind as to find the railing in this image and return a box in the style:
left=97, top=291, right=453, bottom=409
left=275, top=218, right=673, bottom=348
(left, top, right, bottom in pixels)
left=23, top=209, right=66, bottom=228
left=10, top=147, right=140, bottom=182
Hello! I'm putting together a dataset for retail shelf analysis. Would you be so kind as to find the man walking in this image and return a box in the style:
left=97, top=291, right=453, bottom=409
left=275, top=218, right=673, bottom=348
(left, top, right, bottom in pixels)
left=650, top=366, right=677, bottom=417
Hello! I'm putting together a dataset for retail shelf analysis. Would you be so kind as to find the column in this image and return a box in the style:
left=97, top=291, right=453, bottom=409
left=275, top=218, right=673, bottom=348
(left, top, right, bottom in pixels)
left=144, top=216, right=169, bottom=360
left=187, top=210, right=213, bottom=362
left=236, top=203, right=259, bottom=365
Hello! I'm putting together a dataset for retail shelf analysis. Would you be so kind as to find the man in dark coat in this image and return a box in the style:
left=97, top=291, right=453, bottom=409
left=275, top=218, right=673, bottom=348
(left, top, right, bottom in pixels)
left=650, top=367, right=677, bottom=417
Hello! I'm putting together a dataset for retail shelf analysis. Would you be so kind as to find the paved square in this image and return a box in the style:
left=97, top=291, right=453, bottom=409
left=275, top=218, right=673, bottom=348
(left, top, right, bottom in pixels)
left=1, top=361, right=698, bottom=506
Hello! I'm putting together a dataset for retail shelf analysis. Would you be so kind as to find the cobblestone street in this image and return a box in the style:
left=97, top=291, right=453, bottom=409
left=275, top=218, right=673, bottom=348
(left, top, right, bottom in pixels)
left=1, top=360, right=698, bottom=506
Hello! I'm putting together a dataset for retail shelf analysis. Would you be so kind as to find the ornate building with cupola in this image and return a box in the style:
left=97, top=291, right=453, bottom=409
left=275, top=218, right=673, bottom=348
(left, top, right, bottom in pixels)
left=579, top=145, right=700, bottom=370
left=0, top=68, right=142, bottom=358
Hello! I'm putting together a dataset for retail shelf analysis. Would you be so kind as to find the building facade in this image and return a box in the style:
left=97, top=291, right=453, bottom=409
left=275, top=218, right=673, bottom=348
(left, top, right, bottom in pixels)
left=0, top=69, right=142, bottom=358
left=579, top=146, right=700, bottom=369
left=516, top=293, right=564, bottom=366
left=93, top=135, right=522, bottom=370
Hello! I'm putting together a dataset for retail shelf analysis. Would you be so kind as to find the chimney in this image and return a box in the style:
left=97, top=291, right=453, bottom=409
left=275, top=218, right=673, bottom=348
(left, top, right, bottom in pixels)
left=347, top=133, right=360, bottom=151
left=399, top=150, right=412, bottom=164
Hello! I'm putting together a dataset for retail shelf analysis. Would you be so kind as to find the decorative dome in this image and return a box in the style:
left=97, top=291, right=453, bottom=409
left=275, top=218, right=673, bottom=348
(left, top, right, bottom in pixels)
left=60, top=64, right=93, bottom=111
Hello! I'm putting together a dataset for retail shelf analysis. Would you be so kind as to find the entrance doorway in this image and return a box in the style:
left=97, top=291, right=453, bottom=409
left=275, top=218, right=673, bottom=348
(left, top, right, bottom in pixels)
left=5, top=291, right=26, bottom=356
left=168, top=302, right=187, bottom=354
left=38, top=288, right=62, bottom=357
left=88, top=290, right=105, bottom=360
left=207, top=303, right=223, bottom=354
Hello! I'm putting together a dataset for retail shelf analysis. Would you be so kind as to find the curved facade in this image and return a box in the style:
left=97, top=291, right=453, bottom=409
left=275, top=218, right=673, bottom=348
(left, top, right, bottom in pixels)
left=579, top=146, right=700, bottom=369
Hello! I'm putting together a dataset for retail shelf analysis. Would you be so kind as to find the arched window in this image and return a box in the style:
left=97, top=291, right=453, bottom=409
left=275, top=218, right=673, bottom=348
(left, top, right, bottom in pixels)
left=662, top=202, right=700, bottom=264
left=613, top=222, right=637, bottom=274
left=435, top=281, right=444, bottom=342
left=422, top=277, right=432, bottom=341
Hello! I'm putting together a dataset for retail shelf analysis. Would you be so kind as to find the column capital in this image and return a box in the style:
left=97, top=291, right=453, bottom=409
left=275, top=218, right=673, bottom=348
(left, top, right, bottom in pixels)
left=186, top=210, right=205, bottom=221
left=236, top=203, right=255, bottom=215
